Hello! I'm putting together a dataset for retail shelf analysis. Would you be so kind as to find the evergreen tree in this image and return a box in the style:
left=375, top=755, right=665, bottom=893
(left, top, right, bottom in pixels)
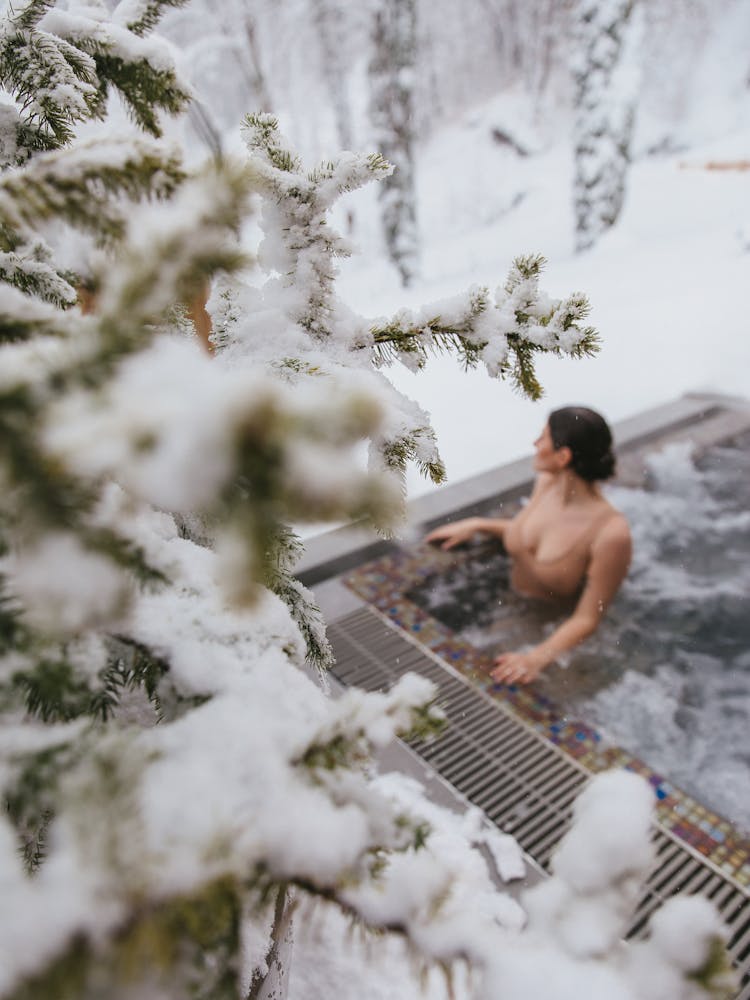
left=368, top=0, right=419, bottom=286
left=571, top=0, right=642, bottom=251
left=0, top=3, right=734, bottom=999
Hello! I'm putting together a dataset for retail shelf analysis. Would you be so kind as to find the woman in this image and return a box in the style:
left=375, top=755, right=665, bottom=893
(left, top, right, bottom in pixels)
left=425, top=406, right=632, bottom=685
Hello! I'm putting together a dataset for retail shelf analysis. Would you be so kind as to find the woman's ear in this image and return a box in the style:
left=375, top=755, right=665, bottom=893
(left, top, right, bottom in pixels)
left=555, top=445, right=573, bottom=470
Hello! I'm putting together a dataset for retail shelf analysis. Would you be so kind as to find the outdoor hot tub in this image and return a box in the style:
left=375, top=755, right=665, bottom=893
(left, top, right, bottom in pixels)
left=396, top=424, right=750, bottom=830
left=300, top=392, right=750, bottom=997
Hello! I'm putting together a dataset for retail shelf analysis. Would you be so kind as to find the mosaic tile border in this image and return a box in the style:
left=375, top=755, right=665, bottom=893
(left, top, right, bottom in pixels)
left=344, top=544, right=750, bottom=887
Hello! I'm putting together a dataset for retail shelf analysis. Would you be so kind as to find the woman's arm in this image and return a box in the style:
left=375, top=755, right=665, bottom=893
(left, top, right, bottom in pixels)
left=491, top=516, right=632, bottom=684
left=425, top=516, right=510, bottom=550
left=425, top=474, right=550, bottom=551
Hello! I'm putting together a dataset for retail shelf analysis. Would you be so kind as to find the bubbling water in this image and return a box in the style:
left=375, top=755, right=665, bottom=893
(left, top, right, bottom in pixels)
left=577, top=437, right=750, bottom=830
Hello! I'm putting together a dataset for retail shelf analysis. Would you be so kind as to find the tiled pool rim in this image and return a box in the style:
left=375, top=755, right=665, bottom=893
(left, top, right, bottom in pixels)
left=342, top=541, right=750, bottom=887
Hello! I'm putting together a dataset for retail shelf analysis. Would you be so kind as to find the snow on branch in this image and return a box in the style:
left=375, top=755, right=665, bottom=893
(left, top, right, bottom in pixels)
left=231, top=117, right=598, bottom=508
left=0, top=8, right=490, bottom=999
left=241, top=112, right=392, bottom=338
left=0, top=137, right=185, bottom=245
left=0, top=136, right=185, bottom=346
left=0, top=241, right=78, bottom=309
left=5, top=0, right=56, bottom=32
left=93, top=161, right=249, bottom=331
left=0, top=268, right=80, bottom=338
left=41, top=338, right=402, bottom=605
left=369, top=254, right=599, bottom=400
left=0, top=11, right=99, bottom=151
left=116, top=0, right=189, bottom=38
left=337, top=771, right=736, bottom=1000
left=38, top=4, right=191, bottom=136
left=0, top=1, right=190, bottom=162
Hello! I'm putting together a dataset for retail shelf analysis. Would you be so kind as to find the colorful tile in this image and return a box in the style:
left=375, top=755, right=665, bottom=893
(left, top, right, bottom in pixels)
left=343, top=542, right=750, bottom=884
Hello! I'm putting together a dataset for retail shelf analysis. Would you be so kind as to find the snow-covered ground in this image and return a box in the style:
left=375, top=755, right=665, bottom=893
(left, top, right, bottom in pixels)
left=331, top=91, right=749, bottom=502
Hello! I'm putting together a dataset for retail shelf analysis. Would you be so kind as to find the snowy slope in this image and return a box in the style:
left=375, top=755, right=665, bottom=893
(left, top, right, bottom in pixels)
left=333, top=89, right=749, bottom=500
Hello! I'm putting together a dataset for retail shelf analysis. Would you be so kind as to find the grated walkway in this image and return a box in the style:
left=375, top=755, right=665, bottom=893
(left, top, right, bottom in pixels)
left=328, top=606, right=750, bottom=999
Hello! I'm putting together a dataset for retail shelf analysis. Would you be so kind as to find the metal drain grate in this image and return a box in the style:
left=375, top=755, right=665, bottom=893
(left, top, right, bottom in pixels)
left=328, top=606, right=750, bottom=998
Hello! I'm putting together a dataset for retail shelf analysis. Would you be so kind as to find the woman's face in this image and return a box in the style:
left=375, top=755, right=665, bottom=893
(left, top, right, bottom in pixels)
left=534, top=423, right=569, bottom=472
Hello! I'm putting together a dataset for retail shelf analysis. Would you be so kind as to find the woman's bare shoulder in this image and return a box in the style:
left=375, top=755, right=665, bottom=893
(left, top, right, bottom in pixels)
left=595, top=509, right=631, bottom=550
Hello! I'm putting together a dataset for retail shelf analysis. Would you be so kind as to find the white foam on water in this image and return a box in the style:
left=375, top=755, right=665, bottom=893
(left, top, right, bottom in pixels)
left=581, top=658, right=750, bottom=831
left=580, top=440, right=750, bottom=828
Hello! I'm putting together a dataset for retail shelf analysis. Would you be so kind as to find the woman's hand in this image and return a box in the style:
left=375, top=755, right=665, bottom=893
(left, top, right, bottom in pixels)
left=491, top=649, right=546, bottom=685
left=424, top=517, right=487, bottom=550
left=491, top=518, right=632, bottom=686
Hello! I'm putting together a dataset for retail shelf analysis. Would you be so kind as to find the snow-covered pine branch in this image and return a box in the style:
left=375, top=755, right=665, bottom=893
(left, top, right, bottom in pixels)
left=0, top=138, right=185, bottom=313
left=242, top=111, right=392, bottom=340
left=0, top=5, right=480, bottom=998
left=0, top=137, right=185, bottom=241
left=321, top=770, right=736, bottom=1000
left=116, top=0, right=190, bottom=39
left=0, top=175, right=443, bottom=999
left=0, top=559, right=447, bottom=994
left=0, top=0, right=190, bottom=160
left=0, top=239, right=79, bottom=310
left=232, top=116, right=598, bottom=499
left=0, top=2, right=99, bottom=155
left=92, top=161, right=248, bottom=332
left=369, top=254, right=599, bottom=399
left=38, top=1, right=191, bottom=138
left=0, top=0, right=192, bottom=319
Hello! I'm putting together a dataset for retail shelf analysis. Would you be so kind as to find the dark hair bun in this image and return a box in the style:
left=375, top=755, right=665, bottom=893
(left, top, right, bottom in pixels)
left=571, top=448, right=616, bottom=482
left=548, top=406, right=616, bottom=483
